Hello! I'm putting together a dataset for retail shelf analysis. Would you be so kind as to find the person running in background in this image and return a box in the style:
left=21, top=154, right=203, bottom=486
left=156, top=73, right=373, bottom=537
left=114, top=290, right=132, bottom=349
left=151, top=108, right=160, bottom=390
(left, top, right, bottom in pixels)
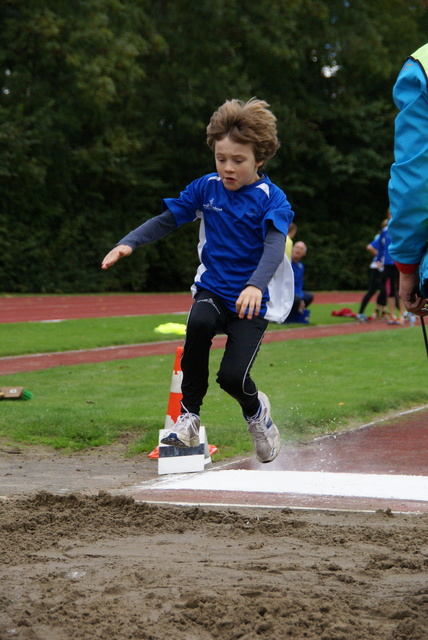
left=356, top=220, right=387, bottom=322
left=102, top=98, right=295, bottom=463
left=371, top=214, right=406, bottom=324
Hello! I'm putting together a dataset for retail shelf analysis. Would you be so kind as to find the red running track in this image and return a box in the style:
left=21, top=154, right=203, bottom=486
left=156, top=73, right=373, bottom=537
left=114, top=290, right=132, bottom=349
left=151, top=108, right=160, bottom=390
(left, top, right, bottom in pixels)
left=0, top=291, right=362, bottom=324
left=0, top=293, right=193, bottom=324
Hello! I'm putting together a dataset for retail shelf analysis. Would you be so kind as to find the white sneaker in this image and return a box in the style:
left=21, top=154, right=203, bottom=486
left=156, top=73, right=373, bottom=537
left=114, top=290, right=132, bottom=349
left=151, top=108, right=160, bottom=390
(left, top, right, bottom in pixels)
left=245, top=392, right=281, bottom=463
left=161, top=412, right=200, bottom=447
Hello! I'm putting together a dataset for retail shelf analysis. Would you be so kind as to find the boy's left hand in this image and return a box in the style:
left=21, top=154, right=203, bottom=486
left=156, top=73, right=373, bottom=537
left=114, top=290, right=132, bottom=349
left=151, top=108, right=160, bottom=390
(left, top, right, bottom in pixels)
left=236, top=286, right=262, bottom=320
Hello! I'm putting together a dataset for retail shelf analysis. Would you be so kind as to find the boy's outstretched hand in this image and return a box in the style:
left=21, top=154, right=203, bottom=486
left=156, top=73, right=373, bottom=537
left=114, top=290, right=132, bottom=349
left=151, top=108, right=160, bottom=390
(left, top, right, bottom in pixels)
left=101, top=244, right=133, bottom=270
left=236, top=285, right=262, bottom=320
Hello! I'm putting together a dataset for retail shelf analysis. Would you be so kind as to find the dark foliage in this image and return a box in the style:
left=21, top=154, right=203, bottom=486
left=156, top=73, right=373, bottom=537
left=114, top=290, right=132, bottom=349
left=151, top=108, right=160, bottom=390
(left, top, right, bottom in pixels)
left=1, top=0, right=427, bottom=293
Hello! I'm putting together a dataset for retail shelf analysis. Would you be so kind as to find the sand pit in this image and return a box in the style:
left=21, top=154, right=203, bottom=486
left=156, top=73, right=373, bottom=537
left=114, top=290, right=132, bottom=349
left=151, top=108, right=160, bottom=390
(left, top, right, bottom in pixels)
left=1, top=488, right=428, bottom=640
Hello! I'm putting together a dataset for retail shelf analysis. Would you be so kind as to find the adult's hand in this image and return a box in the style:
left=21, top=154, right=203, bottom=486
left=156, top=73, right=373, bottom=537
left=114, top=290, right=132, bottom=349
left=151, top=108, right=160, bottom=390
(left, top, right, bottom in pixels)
left=399, top=272, right=428, bottom=316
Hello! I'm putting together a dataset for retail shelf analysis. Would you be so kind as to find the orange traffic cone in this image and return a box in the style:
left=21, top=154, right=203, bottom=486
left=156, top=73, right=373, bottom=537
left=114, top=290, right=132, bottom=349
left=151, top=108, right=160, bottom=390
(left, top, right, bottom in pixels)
left=164, top=346, right=183, bottom=428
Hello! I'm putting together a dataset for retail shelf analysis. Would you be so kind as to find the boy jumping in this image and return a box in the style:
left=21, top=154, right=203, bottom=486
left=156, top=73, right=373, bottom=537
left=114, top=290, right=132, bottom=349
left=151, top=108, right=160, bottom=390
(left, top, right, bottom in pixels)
left=102, top=98, right=294, bottom=463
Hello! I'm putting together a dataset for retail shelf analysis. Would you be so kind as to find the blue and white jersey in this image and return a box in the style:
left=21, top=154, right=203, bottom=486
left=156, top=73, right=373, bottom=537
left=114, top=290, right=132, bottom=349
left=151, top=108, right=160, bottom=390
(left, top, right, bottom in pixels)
left=370, top=227, right=394, bottom=266
left=163, top=172, right=294, bottom=321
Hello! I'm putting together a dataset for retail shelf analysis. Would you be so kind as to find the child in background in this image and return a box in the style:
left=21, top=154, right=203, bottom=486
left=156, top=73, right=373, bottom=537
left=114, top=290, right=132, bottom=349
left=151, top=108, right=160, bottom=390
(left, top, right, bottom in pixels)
left=370, top=213, right=406, bottom=324
left=102, top=98, right=295, bottom=463
left=356, top=220, right=387, bottom=322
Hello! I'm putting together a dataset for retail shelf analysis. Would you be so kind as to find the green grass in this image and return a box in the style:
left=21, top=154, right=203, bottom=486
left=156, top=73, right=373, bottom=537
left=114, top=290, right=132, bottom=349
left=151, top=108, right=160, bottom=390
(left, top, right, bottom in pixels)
left=0, top=313, right=188, bottom=357
left=0, top=302, right=361, bottom=357
left=1, top=325, right=426, bottom=460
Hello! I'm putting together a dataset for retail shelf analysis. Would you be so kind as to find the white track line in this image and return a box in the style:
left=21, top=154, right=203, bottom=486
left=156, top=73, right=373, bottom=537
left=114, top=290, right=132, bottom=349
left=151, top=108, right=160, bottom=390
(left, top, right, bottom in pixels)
left=149, top=470, right=428, bottom=502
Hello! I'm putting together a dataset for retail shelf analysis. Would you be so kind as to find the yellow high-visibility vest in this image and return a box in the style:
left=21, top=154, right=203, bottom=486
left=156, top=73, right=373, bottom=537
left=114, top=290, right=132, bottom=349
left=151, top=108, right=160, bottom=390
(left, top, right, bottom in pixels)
left=410, top=43, right=428, bottom=76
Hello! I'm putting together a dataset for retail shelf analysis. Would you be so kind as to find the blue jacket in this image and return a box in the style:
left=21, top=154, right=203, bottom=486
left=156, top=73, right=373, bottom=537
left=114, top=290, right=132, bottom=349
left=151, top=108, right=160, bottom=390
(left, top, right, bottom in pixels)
left=388, top=43, right=428, bottom=268
left=291, top=260, right=304, bottom=297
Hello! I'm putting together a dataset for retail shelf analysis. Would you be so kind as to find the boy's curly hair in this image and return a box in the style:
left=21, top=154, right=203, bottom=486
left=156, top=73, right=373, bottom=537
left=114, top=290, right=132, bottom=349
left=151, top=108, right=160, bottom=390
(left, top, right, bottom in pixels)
left=206, top=98, right=280, bottom=166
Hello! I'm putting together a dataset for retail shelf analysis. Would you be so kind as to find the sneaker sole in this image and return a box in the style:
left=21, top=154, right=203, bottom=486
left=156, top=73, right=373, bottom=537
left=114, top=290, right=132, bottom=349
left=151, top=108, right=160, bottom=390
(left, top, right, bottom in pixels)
left=260, top=439, right=281, bottom=463
left=160, top=433, right=190, bottom=447
left=160, top=433, right=200, bottom=448
left=259, top=424, right=281, bottom=463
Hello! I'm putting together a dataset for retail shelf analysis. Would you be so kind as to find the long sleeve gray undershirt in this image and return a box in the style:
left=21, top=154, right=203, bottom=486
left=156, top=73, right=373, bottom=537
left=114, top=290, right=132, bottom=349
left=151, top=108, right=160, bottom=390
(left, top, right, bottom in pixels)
left=117, top=210, right=178, bottom=248
left=246, top=226, right=285, bottom=292
left=117, top=210, right=286, bottom=293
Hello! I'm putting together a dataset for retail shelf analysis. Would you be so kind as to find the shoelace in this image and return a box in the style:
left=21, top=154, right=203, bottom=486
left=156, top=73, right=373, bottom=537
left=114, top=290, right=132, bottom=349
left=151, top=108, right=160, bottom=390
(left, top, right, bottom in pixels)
left=246, top=407, right=272, bottom=431
left=176, top=413, right=199, bottom=433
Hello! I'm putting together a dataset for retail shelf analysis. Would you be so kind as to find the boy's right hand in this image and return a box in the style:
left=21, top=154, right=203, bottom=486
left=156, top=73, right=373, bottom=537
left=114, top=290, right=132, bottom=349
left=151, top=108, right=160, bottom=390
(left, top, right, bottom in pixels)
left=235, top=285, right=262, bottom=320
left=101, top=244, right=133, bottom=270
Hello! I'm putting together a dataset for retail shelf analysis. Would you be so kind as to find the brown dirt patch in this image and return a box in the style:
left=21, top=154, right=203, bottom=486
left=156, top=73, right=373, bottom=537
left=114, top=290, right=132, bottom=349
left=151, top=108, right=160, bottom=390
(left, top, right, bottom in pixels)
left=0, top=440, right=157, bottom=498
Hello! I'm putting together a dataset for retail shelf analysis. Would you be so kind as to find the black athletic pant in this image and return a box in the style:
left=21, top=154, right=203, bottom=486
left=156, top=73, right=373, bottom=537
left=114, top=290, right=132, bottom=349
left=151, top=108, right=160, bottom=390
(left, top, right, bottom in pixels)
left=180, top=289, right=268, bottom=418
left=291, top=291, right=314, bottom=313
left=382, top=264, right=400, bottom=307
left=359, top=269, right=386, bottom=314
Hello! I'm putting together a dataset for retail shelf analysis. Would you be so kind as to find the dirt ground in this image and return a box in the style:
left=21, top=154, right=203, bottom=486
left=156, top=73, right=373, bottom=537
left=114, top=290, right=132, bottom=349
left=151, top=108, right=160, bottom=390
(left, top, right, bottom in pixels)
left=0, top=443, right=427, bottom=640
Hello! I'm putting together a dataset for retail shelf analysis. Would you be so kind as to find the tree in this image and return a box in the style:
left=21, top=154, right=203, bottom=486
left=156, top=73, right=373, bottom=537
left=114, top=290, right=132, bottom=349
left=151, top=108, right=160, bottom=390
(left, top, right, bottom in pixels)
left=1, top=0, right=427, bottom=292
left=1, top=0, right=162, bottom=291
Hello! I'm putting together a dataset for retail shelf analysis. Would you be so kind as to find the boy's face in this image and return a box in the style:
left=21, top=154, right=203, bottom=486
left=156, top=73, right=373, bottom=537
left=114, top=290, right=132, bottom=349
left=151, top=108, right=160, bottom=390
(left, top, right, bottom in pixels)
left=214, top=136, right=263, bottom=191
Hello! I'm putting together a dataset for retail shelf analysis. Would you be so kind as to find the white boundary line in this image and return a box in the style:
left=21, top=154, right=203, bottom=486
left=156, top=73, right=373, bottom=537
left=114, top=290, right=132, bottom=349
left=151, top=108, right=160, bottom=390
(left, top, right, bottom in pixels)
left=126, top=407, right=428, bottom=513
left=149, top=470, right=428, bottom=502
